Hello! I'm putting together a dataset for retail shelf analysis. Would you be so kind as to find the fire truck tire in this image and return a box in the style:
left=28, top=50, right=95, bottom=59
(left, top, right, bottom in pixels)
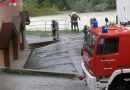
left=108, top=81, right=127, bottom=90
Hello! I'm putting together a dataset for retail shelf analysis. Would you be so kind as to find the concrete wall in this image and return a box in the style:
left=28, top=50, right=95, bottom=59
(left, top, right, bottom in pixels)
left=0, top=0, right=23, bottom=22
left=0, top=50, right=4, bottom=67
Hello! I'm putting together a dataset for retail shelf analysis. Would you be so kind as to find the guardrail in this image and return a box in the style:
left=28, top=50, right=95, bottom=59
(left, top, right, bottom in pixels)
left=26, top=18, right=116, bottom=31
left=26, top=20, right=70, bottom=31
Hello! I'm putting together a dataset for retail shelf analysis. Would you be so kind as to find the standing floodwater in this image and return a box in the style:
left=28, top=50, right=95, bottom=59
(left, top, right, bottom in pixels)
left=26, top=11, right=116, bottom=31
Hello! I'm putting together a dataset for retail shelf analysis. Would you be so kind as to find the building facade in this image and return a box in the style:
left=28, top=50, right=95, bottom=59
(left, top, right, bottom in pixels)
left=0, top=0, right=30, bottom=67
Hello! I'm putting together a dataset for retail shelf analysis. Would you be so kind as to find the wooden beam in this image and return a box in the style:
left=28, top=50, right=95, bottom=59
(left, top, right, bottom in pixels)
left=13, top=36, right=19, bottom=60
left=20, top=31, right=25, bottom=50
left=4, top=48, right=10, bottom=67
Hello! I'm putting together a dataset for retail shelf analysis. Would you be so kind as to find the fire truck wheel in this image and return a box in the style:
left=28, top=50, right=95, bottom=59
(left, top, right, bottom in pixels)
left=108, top=81, right=127, bottom=90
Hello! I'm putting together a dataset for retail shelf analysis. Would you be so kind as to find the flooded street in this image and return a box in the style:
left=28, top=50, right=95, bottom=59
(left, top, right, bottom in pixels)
left=27, top=10, right=116, bottom=30
left=0, top=0, right=122, bottom=90
left=25, top=11, right=116, bottom=74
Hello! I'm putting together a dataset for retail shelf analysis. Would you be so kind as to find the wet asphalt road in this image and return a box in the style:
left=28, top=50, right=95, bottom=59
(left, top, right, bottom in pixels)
left=25, top=32, right=84, bottom=74
left=0, top=72, right=89, bottom=90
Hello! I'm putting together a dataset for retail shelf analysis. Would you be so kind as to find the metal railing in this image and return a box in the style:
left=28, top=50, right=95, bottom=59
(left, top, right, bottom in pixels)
left=26, top=18, right=116, bottom=31
left=26, top=20, right=70, bottom=31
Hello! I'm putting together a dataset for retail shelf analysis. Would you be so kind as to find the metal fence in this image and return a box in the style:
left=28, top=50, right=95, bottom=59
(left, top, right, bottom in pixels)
left=26, top=20, right=70, bottom=31
left=26, top=17, right=116, bottom=31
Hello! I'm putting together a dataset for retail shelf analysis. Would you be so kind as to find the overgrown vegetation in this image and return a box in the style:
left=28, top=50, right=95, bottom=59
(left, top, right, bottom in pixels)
left=23, top=0, right=60, bottom=16
left=109, top=21, right=117, bottom=26
left=25, top=29, right=81, bottom=36
left=23, top=0, right=116, bottom=16
left=1, top=68, right=76, bottom=79
left=25, top=30, right=49, bottom=36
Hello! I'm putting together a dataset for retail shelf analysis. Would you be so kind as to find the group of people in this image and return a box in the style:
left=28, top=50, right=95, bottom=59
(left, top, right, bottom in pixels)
left=69, top=12, right=109, bottom=31
left=51, top=12, right=109, bottom=40
left=51, top=12, right=80, bottom=40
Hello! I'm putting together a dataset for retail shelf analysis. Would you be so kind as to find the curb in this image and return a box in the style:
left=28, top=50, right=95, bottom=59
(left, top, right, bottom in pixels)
left=28, top=40, right=59, bottom=49
left=0, top=68, right=77, bottom=79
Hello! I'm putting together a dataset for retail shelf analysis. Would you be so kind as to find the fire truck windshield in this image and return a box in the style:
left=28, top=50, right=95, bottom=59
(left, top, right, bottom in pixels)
left=84, top=32, right=97, bottom=56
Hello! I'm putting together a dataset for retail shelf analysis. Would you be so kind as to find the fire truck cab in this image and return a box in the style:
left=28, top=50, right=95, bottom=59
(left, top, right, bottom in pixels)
left=81, top=26, right=130, bottom=90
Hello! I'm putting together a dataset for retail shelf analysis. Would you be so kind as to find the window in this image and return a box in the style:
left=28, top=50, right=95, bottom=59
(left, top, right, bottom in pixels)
left=97, top=38, right=119, bottom=55
left=105, top=38, right=119, bottom=54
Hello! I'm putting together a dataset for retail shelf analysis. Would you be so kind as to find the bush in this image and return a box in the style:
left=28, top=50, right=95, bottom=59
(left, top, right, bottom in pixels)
left=23, top=0, right=116, bottom=16
left=29, top=7, right=59, bottom=16
left=72, top=2, right=86, bottom=13
left=93, top=4, right=108, bottom=12
left=23, top=0, right=60, bottom=16
left=85, top=3, right=94, bottom=12
left=109, top=21, right=117, bottom=26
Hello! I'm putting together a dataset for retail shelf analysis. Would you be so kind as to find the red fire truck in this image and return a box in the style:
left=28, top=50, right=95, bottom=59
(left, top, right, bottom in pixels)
left=81, top=26, right=130, bottom=90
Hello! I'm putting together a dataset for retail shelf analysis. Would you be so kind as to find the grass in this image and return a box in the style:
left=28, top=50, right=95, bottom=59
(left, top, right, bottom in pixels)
left=109, top=21, right=117, bottom=26
left=25, top=29, right=82, bottom=36
left=0, top=68, right=76, bottom=79
left=25, top=30, right=50, bottom=36
left=25, top=7, right=61, bottom=17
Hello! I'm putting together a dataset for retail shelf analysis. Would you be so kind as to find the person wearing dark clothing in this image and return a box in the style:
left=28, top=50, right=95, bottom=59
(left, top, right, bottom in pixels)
left=105, top=17, right=109, bottom=25
left=90, top=18, right=93, bottom=27
left=90, top=17, right=97, bottom=27
left=69, top=12, right=80, bottom=31
left=90, top=17, right=98, bottom=27
left=51, top=20, right=57, bottom=40
left=82, top=25, right=89, bottom=36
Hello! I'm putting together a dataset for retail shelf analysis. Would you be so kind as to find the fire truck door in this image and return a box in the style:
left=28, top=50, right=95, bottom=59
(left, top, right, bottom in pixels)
left=95, top=38, right=120, bottom=76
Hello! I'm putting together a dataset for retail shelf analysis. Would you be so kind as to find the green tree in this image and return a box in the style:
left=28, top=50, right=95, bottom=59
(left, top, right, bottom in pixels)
left=107, top=0, right=116, bottom=9
left=23, top=0, right=116, bottom=16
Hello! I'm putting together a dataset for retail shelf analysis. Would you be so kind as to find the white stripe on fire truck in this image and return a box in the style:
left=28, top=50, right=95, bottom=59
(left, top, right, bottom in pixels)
left=101, top=59, right=115, bottom=62
left=104, top=67, right=112, bottom=70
